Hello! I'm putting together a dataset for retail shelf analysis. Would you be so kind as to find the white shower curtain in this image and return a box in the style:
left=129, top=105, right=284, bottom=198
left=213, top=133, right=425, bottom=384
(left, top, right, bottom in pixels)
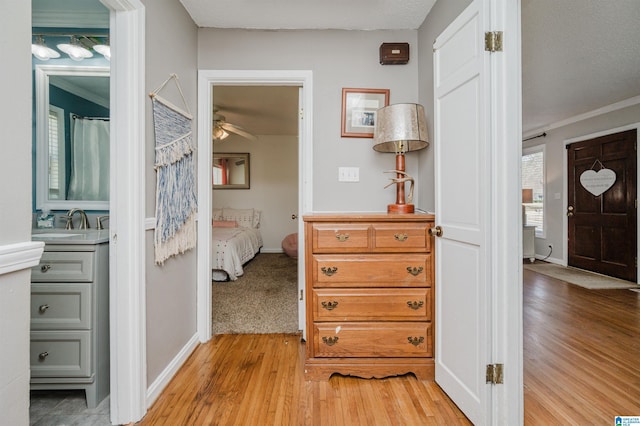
left=67, top=117, right=110, bottom=201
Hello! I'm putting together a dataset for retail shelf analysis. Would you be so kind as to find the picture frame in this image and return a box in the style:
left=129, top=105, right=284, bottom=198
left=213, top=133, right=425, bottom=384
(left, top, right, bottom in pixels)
left=341, top=88, right=390, bottom=138
left=212, top=152, right=250, bottom=189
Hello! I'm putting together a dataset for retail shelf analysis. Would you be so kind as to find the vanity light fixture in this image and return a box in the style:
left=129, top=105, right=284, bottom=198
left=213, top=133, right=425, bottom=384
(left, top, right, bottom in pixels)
left=31, top=36, right=60, bottom=61
left=373, top=103, right=429, bottom=214
left=57, top=36, right=93, bottom=61
left=93, top=39, right=111, bottom=61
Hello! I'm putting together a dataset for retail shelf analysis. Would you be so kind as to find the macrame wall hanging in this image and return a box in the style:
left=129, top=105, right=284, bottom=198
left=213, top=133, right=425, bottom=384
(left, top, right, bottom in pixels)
left=150, top=74, right=198, bottom=265
left=579, top=159, right=617, bottom=197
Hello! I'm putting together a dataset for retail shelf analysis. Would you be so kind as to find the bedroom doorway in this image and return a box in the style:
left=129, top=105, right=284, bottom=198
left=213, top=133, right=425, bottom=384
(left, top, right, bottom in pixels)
left=196, top=70, right=313, bottom=343
left=210, top=85, right=300, bottom=334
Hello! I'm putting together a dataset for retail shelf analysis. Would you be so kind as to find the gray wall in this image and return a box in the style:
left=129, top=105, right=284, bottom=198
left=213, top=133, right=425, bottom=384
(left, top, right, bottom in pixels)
left=0, top=1, right=35, bottom=423
left=416, top=0, right=473, bottom=212
left=142, top=0, right=199, bottom=386
left=523, top=104, right=640, bottom=262
left=198, top=28, right=421, bottom=212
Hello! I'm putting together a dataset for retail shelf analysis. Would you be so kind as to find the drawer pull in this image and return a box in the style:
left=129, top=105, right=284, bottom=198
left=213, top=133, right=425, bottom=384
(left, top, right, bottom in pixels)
left=335, top=233, right=350, bottom=242
left=38, top=351, right=49, bottom=361
left=40, top=264, right=52, bottom=273
left=321, top=301, right=339, bottom=311
left=407, top=336, right=424, bottom=346
left=321, top=266, right=338, bottom=276
left=38, top=304, right=50, bottom=314
left=406, top=300, right=424, bottom=310
left=394, top=233, right=408, bottom=242
left=407, top=266, right=424, bottom=276
left=322, top=336, right=339, bottom=346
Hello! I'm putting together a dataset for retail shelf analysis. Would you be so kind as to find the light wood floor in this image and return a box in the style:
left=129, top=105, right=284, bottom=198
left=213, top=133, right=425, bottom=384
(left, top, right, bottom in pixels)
left=137, top=270, right=640, bottom=425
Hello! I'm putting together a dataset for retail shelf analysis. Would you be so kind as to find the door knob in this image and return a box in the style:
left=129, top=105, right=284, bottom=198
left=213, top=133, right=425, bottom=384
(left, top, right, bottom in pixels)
left=567, top=205, right=574, bottom=217
left=428, top=226, right=443, bottom=237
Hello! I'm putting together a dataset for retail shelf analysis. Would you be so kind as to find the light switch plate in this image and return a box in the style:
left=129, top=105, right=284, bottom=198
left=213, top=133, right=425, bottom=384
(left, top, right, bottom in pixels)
left=338, top=167, right=359, bottom=182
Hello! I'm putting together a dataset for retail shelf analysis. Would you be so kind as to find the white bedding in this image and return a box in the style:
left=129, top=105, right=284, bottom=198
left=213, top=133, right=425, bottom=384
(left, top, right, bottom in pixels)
left=211, top=227, right=263, bottom=281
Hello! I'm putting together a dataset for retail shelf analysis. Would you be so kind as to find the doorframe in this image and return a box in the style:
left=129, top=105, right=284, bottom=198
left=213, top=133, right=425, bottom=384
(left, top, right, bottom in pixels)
left=101, top=0, right=147, bottom=423
left=562, top=122, right=640, bottom=283
left=196, top=70, right=313, bottom=342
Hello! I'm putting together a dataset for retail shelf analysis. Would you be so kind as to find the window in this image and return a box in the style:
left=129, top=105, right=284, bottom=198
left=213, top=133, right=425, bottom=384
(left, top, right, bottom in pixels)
left=522, top=145, right=545, bottom=237
left=47, top=105, right=66, bottom=200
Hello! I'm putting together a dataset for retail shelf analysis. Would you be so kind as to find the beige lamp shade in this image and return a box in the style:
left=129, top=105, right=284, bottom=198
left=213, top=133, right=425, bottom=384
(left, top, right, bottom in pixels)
left=373, top=103, right=429, bottom=153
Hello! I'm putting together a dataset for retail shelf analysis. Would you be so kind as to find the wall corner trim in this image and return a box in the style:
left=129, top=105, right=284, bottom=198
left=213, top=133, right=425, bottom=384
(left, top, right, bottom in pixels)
left=0, top=241, right=44, bottom=276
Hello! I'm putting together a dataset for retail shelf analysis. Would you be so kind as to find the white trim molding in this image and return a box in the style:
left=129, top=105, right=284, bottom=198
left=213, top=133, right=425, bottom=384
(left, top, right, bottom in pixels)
left=0, top=241, right=44, bottom=276
left=196, top=70, right=313, bottom=343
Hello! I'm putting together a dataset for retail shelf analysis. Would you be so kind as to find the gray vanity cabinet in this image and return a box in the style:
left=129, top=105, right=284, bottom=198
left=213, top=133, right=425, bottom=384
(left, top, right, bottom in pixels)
left=30, top=241, right=109, bottom=408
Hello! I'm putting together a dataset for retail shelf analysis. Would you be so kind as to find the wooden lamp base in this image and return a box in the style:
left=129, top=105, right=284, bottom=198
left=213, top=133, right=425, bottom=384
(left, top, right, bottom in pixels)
left=388, top=203, right=414, bottom=214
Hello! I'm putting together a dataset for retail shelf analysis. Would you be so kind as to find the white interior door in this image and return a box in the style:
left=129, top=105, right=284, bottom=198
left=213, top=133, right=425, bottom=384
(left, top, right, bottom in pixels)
left=433, top=1, right=491, bottom=424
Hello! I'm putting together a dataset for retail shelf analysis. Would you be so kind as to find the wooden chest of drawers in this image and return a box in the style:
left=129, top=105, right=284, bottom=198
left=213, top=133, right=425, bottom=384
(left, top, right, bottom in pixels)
left=303, top=213, right=435, bottom=380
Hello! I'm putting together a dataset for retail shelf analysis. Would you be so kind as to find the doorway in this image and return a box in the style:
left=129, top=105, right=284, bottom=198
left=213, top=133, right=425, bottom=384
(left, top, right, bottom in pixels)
left=567, top=129, right=637, bottom=282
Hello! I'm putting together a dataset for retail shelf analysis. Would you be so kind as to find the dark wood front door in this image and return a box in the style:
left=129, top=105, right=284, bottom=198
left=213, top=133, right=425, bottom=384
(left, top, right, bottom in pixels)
left=567, top=129, right=637, bottom=282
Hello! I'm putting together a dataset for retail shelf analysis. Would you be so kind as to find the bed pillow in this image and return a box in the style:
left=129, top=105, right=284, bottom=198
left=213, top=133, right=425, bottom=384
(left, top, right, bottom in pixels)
left=222, top=208, right=255, bottom=228
left=212, top=220, right=238, bottom=228
left=212, top=208, right=223, bottom=221
left=253, top=210, right=261, bottom=228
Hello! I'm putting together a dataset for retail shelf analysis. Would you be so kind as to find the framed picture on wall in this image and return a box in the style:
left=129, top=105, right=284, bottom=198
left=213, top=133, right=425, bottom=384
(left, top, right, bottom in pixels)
left=341, top=88, right=390, bottom=138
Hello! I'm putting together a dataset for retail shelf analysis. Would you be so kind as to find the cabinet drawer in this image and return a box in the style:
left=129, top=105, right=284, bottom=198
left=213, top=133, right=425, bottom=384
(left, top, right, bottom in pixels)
left=32, top=251, right=94, bottom=282
left=313, top=288, right=431, bottom=321
left=313, top=322, right=432, bottom=358
left=311, top=223, right=370, bottom=252
left=372, top=223, right=430, bottom=251
left=313, top=254, right=431, bottom=287
left=30, top=331, right=91, bottom=378
left=31, top=283, right=92, bottom=330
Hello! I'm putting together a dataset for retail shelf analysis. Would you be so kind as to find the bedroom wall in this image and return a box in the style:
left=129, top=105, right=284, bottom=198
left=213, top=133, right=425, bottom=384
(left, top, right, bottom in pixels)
left=142, top=0, right=199, bottom=388
left=416, top=0, right=473, bottom=212
left=213, top=134, right=298, bottom=252
left=523, top=103, right=640, bottom=263
left=198, top=28, right=420, bottom=212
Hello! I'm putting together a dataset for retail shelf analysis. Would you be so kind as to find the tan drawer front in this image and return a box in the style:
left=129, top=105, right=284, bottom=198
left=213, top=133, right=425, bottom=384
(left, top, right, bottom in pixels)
left=31, top=284, right=92, bottom=330
left=30, top=331, right=91, bottom=378
left=32, top=251, right=94, bottom=282
left=313, top=322, right=432, bottom=358
left=373, top=223, right=430, bottom=251
left=313, top=288, right=431, bottom=321
left=313, top=254, right=431, bottom=286
left=311, top=224, right=370, bottom=252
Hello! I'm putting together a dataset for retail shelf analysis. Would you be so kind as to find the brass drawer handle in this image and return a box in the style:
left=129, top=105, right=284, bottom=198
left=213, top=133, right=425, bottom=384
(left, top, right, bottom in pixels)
left=40, top=264, right=52, bottom=273
left=321, top=266, right=338, bottom=276
left=321, top=301, right=339, bottom=311
left=407, top=300, right=424, bottom=310
left=38, top=351, right=49, bottom=361
left=335, top=233, right=350, bottom=242
left=407, top=337, right=424, bottom=346
left=394, top=233, right=408, bottom=242
left=322, top=336, right=339, bottom=346
left=39, top=304, right=50, bottom=314
left=407, top=266, right=424, bottom=276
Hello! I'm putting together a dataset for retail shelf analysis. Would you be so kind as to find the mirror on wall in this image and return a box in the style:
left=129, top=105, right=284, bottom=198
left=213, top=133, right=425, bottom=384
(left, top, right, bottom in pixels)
left=212, top=153, right=250, bottom=189
left=35, top=64, right=110, bottom=211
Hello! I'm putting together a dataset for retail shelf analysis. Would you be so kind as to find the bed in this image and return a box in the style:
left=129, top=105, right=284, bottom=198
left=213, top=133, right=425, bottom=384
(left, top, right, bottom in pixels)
left=211, top=207, right=263, bottom=281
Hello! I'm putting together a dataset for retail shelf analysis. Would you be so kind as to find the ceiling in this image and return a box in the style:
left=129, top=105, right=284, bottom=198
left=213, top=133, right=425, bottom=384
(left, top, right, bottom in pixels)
left=34, top=0, right=640, bottom=138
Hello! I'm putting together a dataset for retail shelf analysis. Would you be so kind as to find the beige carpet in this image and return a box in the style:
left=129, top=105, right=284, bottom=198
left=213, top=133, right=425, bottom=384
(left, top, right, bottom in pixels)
left=524, top=262, right=639, bottom=290
left=212, top=252, right=299, bottom=334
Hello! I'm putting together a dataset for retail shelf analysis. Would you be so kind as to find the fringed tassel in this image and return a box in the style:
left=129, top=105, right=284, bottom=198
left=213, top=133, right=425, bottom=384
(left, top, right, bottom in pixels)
left=154, top=211, right=197, bottom=265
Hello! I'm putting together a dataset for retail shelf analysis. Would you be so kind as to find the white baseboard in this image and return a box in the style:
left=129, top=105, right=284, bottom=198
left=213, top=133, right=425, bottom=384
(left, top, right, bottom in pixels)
left=146, top=332, right=200, bottom=408
left=261, top=248, right=284, bottom=254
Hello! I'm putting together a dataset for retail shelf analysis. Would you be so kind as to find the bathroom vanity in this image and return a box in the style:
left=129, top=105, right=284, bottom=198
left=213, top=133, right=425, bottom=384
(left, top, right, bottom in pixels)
left=30, top=230, right=109, bottom=408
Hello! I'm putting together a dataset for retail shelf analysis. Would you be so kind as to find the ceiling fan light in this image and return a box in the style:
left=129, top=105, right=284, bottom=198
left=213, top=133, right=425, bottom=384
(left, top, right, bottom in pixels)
left=31, top=36, right=60, bottom=60
left=213, top=126, right=229, bottom=140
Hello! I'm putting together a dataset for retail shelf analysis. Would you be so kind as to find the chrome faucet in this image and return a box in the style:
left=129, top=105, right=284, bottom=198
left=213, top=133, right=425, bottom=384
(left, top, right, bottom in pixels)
left=96, top=215, right=110, bottom=230
left=66, top=208, right=90, bottom=230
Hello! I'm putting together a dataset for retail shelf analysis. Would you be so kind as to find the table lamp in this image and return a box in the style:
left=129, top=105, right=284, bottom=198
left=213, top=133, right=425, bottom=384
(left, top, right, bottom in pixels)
left=373, top=103, right=429, bottom=213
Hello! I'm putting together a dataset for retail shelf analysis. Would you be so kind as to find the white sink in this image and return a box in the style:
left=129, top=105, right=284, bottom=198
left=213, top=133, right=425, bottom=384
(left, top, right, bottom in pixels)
left=33, top=233, right=82, bottom=239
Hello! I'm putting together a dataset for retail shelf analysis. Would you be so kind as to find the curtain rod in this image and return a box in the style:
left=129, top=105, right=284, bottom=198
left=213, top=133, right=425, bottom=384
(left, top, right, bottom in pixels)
left=522, top=132, right=546, bottom=142
left=72, top=114, right=110, bottom=121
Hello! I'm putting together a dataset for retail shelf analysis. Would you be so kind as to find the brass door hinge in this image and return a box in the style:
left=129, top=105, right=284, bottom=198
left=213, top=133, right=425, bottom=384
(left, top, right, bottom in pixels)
left=485, top=31, right=503, bottom=52
left=486, top=363, right=504, bottom=384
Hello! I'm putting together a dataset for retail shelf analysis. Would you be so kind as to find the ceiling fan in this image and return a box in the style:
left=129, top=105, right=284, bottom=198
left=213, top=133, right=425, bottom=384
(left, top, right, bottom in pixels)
left=213, top=109, right=257, bottom=142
